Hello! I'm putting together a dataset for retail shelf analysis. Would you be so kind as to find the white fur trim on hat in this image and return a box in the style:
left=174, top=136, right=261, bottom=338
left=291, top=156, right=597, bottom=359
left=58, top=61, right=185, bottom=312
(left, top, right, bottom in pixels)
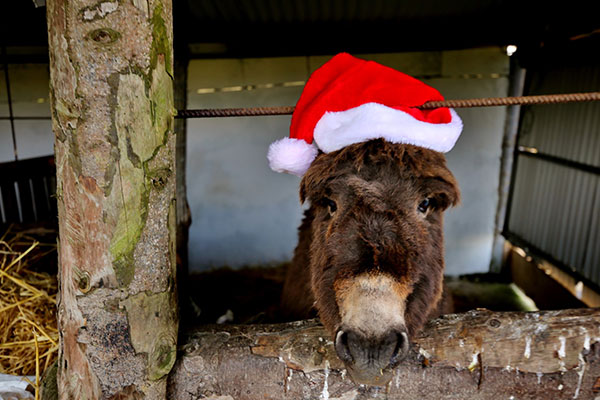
left=313, top=102, right=463, bottom=153
left=268, top=137, right=319, bottom=177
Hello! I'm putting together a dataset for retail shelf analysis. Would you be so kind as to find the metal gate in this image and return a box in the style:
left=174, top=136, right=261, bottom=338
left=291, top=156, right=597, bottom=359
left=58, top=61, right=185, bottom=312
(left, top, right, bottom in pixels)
left=504, top=45, right=600, bottom=290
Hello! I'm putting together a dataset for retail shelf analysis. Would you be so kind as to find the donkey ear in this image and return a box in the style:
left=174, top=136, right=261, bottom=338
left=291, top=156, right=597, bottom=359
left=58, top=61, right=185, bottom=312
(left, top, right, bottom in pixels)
left=439, top=168, right=460, bottom=208
left=420, top=164, right=460, bottom=210
left=430, top=172, right=460, bottom=210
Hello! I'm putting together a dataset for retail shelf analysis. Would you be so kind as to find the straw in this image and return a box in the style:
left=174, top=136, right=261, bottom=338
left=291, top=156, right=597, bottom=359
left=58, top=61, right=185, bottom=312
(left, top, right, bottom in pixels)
left=0, top=224, right=58, bottom=393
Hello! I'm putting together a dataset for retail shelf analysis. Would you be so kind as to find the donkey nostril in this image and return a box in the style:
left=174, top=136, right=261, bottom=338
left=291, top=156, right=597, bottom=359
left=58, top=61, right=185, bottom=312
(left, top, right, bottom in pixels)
left=390, top=330, right=409, bottom=367
left=335, top=330, right=353, bottom=363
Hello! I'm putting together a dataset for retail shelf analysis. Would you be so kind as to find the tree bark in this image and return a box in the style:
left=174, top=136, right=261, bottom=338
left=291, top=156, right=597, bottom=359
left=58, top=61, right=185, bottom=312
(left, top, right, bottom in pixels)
left=46, top=1, right=177, bottom=399
left=169, top=309, right=600, bottom=400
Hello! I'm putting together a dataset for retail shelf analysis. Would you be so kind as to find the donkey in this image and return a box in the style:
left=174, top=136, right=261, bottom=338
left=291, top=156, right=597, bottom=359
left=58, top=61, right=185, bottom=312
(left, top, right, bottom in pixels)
left=280, top=138, right=459, bottom=385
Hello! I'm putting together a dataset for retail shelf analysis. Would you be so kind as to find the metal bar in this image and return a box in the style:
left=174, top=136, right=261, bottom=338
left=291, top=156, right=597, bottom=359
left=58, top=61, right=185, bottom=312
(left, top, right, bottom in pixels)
left=176, top=92, right=600, bottom=118
left=490, top=59, right=526, bottom=272
left=517, top=146, right=600, bottom=176
left=2, top=45, right=18, bottom=160
left=0, top=116, right=52, bottom=120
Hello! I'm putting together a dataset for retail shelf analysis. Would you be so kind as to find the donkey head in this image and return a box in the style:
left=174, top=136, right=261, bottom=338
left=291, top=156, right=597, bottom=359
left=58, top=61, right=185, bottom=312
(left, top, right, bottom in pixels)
left=300, top=139, right=459, bottom=385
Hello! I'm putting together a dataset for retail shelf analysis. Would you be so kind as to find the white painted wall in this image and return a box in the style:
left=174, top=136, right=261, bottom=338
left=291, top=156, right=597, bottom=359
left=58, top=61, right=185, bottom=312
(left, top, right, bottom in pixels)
left=0, top=64, right=53, bottom=162
left=186, top=48, right=510, bottom=274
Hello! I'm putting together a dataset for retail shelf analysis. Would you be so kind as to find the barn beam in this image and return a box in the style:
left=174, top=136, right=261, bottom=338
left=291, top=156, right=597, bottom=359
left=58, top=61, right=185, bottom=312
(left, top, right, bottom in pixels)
left=168, top=308, right=600, bottom=399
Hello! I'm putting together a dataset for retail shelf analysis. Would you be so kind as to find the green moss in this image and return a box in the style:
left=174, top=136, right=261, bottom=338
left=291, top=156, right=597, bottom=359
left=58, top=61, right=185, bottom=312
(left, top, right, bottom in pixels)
left=112, top=250, right=137, bottom=287
left=40, top=360, right=58, bottom=400
left=149, top=338, right=176, bottom=380
left=149, top=57, right=175, bottom=138
left=150, top=4, right=172, bottom=77
left=147, top=166, right=171, bottom=190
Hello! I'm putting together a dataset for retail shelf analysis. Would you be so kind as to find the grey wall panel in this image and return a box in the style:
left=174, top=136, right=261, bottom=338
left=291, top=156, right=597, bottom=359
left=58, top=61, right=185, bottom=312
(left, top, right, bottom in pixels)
left=509, top=156, right=599, bottom=283
left=518, top=64, right=600, bottom=167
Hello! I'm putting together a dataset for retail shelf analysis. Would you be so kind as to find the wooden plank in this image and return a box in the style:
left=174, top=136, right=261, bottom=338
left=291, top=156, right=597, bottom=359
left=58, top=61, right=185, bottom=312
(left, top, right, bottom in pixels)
left=31, top=176, right=51, bottom=221
left=16, top=179, right=35, bottom=222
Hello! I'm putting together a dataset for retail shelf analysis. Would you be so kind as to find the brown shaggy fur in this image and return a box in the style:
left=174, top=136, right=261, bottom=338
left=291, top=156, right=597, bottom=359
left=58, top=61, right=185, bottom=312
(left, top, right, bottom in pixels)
left=280, top=139, right=459, bottom=338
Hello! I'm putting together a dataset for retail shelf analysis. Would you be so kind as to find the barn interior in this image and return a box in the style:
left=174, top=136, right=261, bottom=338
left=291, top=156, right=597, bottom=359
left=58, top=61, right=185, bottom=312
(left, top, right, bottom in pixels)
left=1, top=0, right=600, bottom=379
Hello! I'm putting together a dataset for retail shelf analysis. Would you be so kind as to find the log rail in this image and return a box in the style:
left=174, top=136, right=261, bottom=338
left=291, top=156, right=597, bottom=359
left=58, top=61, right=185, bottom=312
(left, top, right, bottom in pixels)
left=168, top=308, right=600, bottom=400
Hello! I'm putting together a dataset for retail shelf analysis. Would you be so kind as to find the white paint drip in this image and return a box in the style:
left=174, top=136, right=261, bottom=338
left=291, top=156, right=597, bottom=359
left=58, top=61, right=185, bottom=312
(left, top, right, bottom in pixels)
left=524, top=336, right=532, bottom=359
left=583, top=335, right=591, bottom=352
left=321, top=360, right=330, bottom=400
left=558, top=336, right=567, bottom=372
left=468, top=352, right=479, bottom=372
left=459, top=339, right=465, bottom=348
left=536, top=372, right=543, bottom=384
left=286, top=369, right=293, bottom=392
left=535, top=323, right=548, bottom=334
left=574, top=352, right=586, bottom=399
left=558, top=337, right=567, bottom=358
left=418, top=347, right=431, bottom=359
left=395, top=368, right=401, bottom=388
left=558, top=384, right=564, bottom=390
left=574, top=281, right=583, bottom=300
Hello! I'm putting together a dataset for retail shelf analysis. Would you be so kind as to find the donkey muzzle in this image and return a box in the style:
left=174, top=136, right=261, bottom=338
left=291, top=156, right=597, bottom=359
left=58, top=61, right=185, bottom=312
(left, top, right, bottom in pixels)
left=335, top=327, right=409, bottom=385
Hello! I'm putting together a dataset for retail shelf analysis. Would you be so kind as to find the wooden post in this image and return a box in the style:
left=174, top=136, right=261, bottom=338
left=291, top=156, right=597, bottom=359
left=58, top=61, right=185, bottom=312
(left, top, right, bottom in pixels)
left=168, top=309, right=600, bottom=399
left=46, top=0, right=177, bottom=398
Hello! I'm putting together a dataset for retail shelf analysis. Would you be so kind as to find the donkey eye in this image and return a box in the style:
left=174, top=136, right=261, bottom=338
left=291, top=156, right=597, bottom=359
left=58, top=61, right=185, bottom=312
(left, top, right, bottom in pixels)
left=324, top=198, right=337, bottom=215
left=418, top=198, right=433, bottom=213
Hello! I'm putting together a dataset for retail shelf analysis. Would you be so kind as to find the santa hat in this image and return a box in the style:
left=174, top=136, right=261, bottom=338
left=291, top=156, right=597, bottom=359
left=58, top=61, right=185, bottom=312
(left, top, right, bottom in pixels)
left=267, top=53, right=463, bottom=176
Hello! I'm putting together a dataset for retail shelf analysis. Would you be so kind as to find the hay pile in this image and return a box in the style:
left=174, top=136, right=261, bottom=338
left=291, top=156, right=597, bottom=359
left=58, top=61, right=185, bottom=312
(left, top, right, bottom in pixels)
left=0, top=225, right=58, bottom=393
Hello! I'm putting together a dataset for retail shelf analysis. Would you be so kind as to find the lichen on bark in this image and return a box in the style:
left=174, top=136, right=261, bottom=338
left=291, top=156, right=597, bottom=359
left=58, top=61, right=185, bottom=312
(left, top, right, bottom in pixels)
left=108, top=55, right=174, bottom=288
left=121, top=291, right=178, bottom=380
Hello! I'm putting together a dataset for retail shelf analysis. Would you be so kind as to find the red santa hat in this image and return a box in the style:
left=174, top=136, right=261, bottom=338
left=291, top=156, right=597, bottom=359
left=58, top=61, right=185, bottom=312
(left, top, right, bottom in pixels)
left=267, top=53, right=463, bottom=176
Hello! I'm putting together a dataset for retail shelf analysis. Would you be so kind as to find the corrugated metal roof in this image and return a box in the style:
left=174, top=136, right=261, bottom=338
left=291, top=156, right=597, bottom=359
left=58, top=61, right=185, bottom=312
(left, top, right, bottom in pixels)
left=176, top=0, right=600, bottom=57
left=185, top=0, right=500, bottom=23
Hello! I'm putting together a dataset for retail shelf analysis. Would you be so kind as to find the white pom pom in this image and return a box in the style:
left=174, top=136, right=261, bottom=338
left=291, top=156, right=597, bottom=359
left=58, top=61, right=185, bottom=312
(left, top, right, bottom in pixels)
left=267, top=137, right=318, bottom=176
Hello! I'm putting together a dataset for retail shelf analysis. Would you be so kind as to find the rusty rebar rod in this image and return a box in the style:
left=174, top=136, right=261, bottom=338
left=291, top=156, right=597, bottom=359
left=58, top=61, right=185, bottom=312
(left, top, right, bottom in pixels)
left=176, top=92, right=600, bottom=118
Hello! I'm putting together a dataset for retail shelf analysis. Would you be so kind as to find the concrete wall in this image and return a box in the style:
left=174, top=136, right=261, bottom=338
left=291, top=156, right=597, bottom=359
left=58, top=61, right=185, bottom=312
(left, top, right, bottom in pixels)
left=186, top=48, right=510, bottom=274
